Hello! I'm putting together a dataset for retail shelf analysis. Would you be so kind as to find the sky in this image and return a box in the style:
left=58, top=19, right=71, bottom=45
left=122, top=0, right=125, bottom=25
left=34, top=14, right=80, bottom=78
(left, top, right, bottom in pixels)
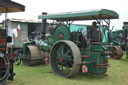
left=0, top=0, right=128, bottom=30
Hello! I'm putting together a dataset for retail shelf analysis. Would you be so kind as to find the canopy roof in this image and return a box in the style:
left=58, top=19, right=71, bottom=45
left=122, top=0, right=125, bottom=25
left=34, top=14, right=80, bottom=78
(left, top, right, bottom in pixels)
left=38, top=9, right=119, bottom=21
left=0, top=0, right=25, bottom=13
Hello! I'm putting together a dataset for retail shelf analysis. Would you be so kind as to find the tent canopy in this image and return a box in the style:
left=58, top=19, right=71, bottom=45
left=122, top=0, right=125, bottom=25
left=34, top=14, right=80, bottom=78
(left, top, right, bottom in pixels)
left=0, top=0, right=25, bottom=13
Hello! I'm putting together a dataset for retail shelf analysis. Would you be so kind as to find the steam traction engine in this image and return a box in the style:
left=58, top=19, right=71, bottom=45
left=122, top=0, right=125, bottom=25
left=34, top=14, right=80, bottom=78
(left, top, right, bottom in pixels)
left=0, top=29, right=14, bottom=85
left=22, top=9, right=119, bottom=77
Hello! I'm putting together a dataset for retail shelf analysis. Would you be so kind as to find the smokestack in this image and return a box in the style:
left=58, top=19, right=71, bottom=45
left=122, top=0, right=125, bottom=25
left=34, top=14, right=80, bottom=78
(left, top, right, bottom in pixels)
left=41, top=12, right=47, bottom=40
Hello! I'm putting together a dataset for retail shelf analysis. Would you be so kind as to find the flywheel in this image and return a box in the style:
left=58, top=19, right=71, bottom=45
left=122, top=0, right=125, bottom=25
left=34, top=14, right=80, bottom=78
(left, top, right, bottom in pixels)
left=53, top=25, right=71, bottom=42
left=50, top=40, right=81, bottom=78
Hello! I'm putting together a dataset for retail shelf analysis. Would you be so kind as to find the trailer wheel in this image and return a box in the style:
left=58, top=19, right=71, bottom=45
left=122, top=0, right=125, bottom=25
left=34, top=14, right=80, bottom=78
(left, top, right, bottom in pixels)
left=50, top=40, right=81, bottom=78
left=0, top=52, right=9, bottom=85
left=14, top=49, right=22, bottom=65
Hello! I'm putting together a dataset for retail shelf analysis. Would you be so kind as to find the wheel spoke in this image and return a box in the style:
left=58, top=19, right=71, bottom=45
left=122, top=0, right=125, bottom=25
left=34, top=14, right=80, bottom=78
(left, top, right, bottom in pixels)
left=67, top=55, right=73, bottom=61
left=59, top=45, right=64, bottom=55
left=55, top=60, right=61, bottom=64
left=0, top=66, right=6, bottom=69
left=56, top=54, right=60, bottom=60
left=65, top=64, right=71, bottom=73
left=58, top=63, right=64, bottom=71
left=65, top=49, right=71, bottom=55
left=0, top=70, right=6, bottom=74
left=66, top=56, right=73, bottom=66
left=56, top=50, right=60, bottom=57
left=60, top=65, right=64, bottom=71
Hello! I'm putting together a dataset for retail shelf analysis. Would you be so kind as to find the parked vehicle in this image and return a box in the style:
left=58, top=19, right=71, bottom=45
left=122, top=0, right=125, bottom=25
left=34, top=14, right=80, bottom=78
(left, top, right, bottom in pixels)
left=22, top=9, right=119, bottom=77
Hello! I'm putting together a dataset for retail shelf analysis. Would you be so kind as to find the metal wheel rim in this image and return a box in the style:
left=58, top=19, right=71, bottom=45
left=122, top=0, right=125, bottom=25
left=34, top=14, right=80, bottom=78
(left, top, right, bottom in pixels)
left=50, top=40, right=81, bottom=78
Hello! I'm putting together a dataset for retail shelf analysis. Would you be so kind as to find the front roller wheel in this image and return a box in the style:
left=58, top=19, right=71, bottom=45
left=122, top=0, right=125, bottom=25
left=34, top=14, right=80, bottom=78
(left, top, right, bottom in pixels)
left=50, top=40, right=81, bottom=78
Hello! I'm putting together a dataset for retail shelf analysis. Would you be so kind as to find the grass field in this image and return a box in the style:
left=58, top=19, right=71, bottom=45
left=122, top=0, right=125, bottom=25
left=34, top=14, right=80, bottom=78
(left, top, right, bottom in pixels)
left=6, top=56, right=128, bottom=85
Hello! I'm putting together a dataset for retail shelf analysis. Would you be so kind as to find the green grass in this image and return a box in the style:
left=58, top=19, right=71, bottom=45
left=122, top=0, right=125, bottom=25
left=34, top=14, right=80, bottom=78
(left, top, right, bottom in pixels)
left=7, top=56, right=128, bottom=85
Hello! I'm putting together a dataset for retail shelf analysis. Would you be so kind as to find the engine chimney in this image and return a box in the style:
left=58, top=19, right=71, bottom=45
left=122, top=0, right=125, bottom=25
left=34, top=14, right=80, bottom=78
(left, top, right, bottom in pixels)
left=41, top=12, right=47, bottom=40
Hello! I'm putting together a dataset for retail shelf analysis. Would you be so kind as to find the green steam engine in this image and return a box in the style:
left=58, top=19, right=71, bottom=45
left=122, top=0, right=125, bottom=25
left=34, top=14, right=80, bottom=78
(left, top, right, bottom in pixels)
left=22, top=9, right=119, bottom=77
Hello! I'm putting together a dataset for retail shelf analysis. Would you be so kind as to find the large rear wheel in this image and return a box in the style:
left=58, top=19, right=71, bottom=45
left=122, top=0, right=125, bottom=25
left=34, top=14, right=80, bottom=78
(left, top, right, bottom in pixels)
left=50, top=40, right=81, bottom=78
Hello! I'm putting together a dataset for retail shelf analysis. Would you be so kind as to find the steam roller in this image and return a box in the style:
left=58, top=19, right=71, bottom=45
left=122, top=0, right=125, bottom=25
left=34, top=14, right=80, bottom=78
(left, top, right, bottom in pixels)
left=22, top=44, right=49, bottom=66
left=110, top=46, right=124, bottom=59
left=22, top=45, right=42, bottom=66
left=21, top=32, right=50, bottom=66
left=110, top=30, right=125, bottom=59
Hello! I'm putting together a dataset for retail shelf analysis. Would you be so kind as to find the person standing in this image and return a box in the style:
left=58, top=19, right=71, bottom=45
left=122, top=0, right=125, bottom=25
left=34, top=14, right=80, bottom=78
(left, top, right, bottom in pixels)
left=88, top=21, right=102, bottom=42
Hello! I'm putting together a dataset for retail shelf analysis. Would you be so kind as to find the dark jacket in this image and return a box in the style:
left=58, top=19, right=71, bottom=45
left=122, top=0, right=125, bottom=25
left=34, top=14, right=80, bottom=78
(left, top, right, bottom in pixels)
left=87, top=25, right=102, bottom=42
